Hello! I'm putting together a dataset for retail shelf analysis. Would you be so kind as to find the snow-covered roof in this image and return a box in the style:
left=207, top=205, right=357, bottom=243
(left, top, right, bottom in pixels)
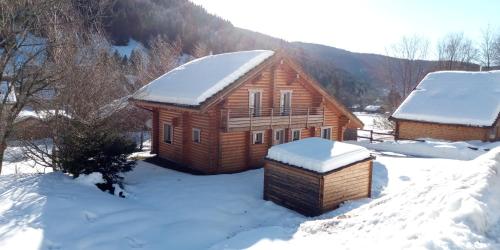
left=392, top=70, right=500, bottom=127
left=266, top=138, right=372, bottom=173
left=364, top=105, right=382, bottom=112
left=15, top=109, right=69, bottom=123
left=0, top=81, right=16, bottom=103
left=132, top=50, right=275, bottom=106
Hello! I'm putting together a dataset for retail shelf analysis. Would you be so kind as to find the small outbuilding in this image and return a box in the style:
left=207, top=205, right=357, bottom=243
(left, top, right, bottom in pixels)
left=390, top=70, right=500, bottom=141
left=264, top=138, right=373, bottom=216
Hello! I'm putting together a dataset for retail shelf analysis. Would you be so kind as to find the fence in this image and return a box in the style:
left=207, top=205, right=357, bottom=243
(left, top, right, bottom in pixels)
left=357, top=129, right=395, bottom=142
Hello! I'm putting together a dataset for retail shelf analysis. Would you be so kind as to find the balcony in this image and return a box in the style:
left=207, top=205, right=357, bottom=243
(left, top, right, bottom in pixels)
left=221, top=107, right=325, bottom=132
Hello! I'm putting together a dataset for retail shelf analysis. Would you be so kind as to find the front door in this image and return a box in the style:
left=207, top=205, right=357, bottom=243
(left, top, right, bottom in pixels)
left=274, top=129, right=285, bottom=145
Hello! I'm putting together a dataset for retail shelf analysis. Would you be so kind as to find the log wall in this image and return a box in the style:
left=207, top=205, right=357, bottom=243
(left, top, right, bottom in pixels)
left=396, top=120, right=498, bottom=141
left=264, top=160, right=322, bottom=216
left=218, top=60, right=342, bottom=173
left=158, top=109, right=184, bottom=163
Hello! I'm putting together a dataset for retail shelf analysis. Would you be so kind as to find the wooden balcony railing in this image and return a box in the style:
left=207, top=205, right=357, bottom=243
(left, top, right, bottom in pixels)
left=221, top=107, right=325, bottom=132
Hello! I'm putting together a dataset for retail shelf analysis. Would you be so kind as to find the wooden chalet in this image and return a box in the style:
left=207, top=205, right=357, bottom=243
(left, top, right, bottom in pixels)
left=391, top=70, right=500, bottom=142
left=131, top=50, right=363, bottom=174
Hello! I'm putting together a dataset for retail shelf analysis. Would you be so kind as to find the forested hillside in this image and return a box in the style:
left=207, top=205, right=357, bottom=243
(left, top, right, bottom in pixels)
left=100, top=0, right=382, bottom=107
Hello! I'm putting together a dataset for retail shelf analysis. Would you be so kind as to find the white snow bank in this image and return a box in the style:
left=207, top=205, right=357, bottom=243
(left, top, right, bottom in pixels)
left=392, top=70, right=500, bottom=126
left=74, top=172, right=105, bottom=187
left=132, top=50, right=274, bottom=105
left=267, top=138, right=371, bottom=173
left=350, top=139, right=499, bottom=160
left=446, top=147, right=500, bottom=242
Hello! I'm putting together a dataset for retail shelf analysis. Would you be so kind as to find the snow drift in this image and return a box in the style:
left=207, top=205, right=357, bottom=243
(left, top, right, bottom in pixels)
left=351, top=139, right=499, bottom=160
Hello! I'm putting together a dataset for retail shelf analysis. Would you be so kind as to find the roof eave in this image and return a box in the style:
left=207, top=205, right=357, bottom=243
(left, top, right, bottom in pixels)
left=390, top=116, right=498, bottom=128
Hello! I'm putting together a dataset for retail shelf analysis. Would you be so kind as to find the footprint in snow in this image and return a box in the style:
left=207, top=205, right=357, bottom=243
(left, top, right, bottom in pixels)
left=399, top=176, right=411, bottom=181
left=126, top=236, right=146, bottom=248
left=83, top=211, right=98, bottom=223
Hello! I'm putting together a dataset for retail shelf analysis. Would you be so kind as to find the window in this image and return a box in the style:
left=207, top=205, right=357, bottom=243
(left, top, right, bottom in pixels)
left=253, top=131, right=264, bottom=144
left=249, top=90, right=262, bottom=117
left=280, top=90, right=292, bottom=115
left=163, top=123, right=173, bottom=144
left=292, top=129, right=301, bottom=141
left=274, top=129, right=285, bottom=145
left=321, top=127, right=332, bottom=140
left=192, top=128, right=201, bottom=144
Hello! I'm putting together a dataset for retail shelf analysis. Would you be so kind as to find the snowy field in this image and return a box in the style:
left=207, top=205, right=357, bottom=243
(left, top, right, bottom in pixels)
left=1, top=141, right=500, bottom=249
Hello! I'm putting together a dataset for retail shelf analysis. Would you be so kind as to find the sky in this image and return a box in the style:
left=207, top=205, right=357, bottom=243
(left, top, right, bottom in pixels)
left=189, top=0, right=500, bottom=57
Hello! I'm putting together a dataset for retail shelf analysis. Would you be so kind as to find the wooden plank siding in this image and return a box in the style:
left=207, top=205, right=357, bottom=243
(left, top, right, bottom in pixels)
left=158, top=109, right=184, bottom=163
left=264, top=158, right=373, bottom=216
left=157, top=108, right=213, bottom=173
left=264, top=160, right=323, bottom=216
left=322, top=160, right=372, bottom=211
left=396, top=120, right=496, bottom=141
left=217, top=60, right=344, bottom=173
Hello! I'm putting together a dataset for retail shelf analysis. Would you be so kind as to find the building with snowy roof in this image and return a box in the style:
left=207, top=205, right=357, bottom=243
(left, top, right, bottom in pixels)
left=264, top=138, right=373, bottom=216
left=390, top=70, right=500, bottom=141
left=131, top=50, right=363, bottom=174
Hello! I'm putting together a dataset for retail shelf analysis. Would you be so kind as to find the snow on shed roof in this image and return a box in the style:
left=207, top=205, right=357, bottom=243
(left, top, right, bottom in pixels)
left=392, top=70, right=500, bottom=127
left=266, top=138, right=372, bottom=173
left=132, top=50, right=275, bottom=106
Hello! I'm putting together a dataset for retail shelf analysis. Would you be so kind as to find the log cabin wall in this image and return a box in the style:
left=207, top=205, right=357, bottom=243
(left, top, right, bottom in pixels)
left=157, top=108, right=216, bottom=173
left=184, top=111, right=212, bottom=172
left=218, top=59, right=344, bottom=172
left=158, top=109, right=184, bottom=163
left=396, top=120, right=494, bottom=141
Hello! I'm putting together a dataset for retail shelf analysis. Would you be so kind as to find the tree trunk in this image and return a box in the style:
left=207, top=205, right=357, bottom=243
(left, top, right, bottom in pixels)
left=0, top=140, right=6, bottom=174
left=139, top=130, right=144, bottom=150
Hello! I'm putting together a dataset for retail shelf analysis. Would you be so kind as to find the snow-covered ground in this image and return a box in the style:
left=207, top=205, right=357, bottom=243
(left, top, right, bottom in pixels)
left=1, top=141, right=500, bottom=249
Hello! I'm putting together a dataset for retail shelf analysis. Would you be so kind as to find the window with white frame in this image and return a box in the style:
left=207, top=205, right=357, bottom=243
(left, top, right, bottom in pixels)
left=192, top=128, right=201, bottom=144
left=321, top=127, right=332, bottom=140
left=292, top=129, right=301, bottom=141
left=274, top=129, right=285, bottom=145
left=163, top=123, right=173, bottom=144
left=252, top=131, right=264, bottom=144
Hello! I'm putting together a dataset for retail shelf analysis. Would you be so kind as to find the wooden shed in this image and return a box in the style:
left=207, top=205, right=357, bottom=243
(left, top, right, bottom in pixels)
left=264, top=138, right=373, bottom=216
left=390, top=70, right=500, bottom=142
